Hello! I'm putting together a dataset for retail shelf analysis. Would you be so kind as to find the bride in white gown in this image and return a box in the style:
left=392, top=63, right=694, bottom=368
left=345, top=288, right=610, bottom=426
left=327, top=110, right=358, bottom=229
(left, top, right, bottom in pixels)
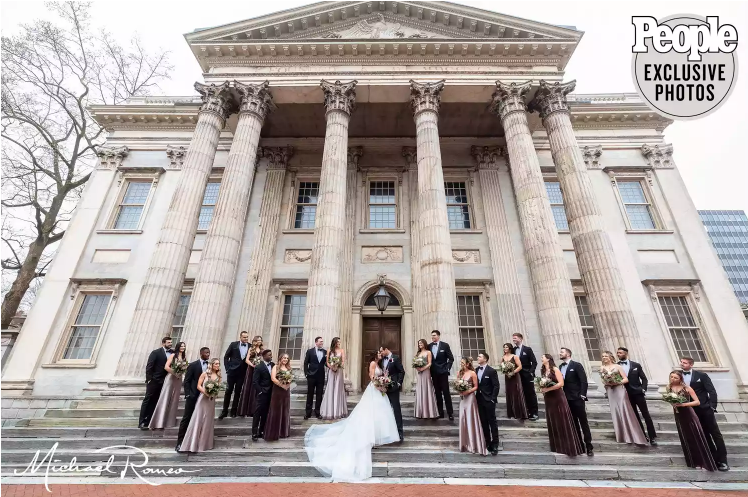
left=304, top=351, right=400, bottom=481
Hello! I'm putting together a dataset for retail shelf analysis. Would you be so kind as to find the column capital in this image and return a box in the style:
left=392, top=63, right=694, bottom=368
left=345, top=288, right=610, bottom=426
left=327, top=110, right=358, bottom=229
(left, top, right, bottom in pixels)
left=194, top=81, right=234, bottom=122
left=260, top=146, right=294, bottom=170
left=320, top=79, right=357, bottom=116
left=347, top=146, right=364, bottom=170
left=470, top=145, right=504, bottom=170
left=528, top=80, right=576, bottom=120
left=581, top=145, right=603, bottom=169
left=235, top=81, right=275, bottom=121
left=165, top=145, right=187, bottom=169
left=402, top=146, right=418, bottom=170
left=409, top=80, right=445, bottom=117
left=490, top=81, right=531, bottom=120
left=96, top=146, right=129, bottom=169
left=641, top=143, right=674, bottom=169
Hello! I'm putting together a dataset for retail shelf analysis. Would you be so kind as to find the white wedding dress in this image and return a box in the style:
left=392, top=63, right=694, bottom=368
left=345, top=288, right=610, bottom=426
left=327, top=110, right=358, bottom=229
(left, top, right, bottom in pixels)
left=304, top=365, right=400, bottom=481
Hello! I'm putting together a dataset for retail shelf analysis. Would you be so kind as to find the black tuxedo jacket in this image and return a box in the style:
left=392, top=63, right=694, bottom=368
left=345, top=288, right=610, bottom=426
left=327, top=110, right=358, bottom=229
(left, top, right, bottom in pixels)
left=476, top=365, right=500, bottom=404
left=183, top=359, right=204, bottom=399
left=687, top=370, right=718, bottom=410
left=253, top=361, right=275, bottom=397
left=380, top=354, right=405, bottom=392
left=428, top=341, right=454, bottom=375
left=145, top=348, right=170, bottom=384
left=224, top=341, right=250, bottom=375
left=303, top=347, right=327, bottom=378
left=561, top=360, right=588, bottom=401
left=622, top=360, right=648, bottom=396
left=513, top=344, right=537, bottom=377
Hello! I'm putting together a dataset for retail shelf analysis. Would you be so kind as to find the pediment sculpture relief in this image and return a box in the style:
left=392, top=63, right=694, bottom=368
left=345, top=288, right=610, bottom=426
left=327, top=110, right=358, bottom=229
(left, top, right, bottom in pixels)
left=322, top=14, right=436, bottom=39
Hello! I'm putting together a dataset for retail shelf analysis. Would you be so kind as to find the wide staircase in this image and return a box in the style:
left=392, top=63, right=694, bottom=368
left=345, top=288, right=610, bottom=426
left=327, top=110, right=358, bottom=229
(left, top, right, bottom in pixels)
left=2, top=389, right=747, bottom=482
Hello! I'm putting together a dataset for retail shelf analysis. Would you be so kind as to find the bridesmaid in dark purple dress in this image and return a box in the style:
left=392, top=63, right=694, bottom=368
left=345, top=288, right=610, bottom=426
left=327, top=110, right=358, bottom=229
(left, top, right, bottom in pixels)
left=237, top=336, right=263, bottom=417
left=539, top=354, right=583, bottom=457
left=501, top=343, right=528, bottom=420
left=264, top=353, right=292, bottom=441
left=667, top=370, right=717, bottom=471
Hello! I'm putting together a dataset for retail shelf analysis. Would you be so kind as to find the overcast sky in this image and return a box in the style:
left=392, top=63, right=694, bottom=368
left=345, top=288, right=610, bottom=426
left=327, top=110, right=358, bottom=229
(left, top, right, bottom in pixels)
left=3, top=0, right=746, bottom=212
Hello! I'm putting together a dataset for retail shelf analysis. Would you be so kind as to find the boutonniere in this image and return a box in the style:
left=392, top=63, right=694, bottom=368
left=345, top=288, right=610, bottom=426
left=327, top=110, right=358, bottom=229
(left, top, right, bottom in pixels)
left=633, top=368, right=638, bottom=371
left=522, top=352, right=526, bottom=355
left=569, top=369, right=575, bottom=372
left=697, top=378, right=702, bottom=382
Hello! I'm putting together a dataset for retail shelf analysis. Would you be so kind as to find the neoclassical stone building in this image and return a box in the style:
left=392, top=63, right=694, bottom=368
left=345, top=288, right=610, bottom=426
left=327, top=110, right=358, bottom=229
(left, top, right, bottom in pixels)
left=4, top=1, right=748, bottom=399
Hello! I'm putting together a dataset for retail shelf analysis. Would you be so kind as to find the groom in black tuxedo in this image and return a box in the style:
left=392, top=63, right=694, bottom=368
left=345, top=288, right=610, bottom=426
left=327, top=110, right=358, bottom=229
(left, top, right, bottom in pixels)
left=252, top=349, right=274, bottom=441
left=512, top=332, right=539, bottom=421
left=559, top=347, right=593, bottom=456
left=476, top=352, right=500, bottom=455
left=176, top=347, right=210, bottom=452
left=429, top=330, right=455, bottom=420
left=139, top=336, right=173, bottom=429
left=303, top=336, right=327, bottom=420
left=219, top=331, right=250, bottom=419
left=617, top=347, right=657, bottom=446
left=379, top=346, right=405, bottom=442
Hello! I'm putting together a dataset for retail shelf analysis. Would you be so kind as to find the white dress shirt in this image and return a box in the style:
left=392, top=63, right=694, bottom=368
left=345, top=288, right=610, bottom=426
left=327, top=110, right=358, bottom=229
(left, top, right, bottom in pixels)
left=618, top=360, right=631, bottom=375
left=163, top=347, right=173, bottom=358
left=239, top=342, right=248, bottom=360
left=201, top=360, right=208, bottom=372
left=431, top=341, right=440, bottom=357
left=383, top=354, right=392, bottom=370
left=515, top=344, right=523, bottom=357
left=316, top=348, right=323, bottom=362
left=477, top=365, right=485, bottom=383
left=559, top=362, right=568, bottom=378
left=683, top=370, right=693, bottom=386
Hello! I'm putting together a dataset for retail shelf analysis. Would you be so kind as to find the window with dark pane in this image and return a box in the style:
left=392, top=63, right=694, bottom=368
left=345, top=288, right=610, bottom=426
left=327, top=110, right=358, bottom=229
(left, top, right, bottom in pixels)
left=658, top=296, right=707, bottom=362
left=197, top=182, right=220, bottom=230
left=618, top=181, right=656, bottom=230
left=575, top=295, right=601, bottom=361
left=294, top=182, right=319, bottom=229
left=445, top=182, right=471, bottom=229
left=171, top=294, right=191, bottom=343
left=369, top=180, right=397, bottom=229
left=457, top=295, right=484, bottom=359
left=279, top=294, right=306, bottom=360
left=545, top=181, right=569, bottom=231
left=62, top=294, right=111, bottom=360
left=114, top=182, right=152, bottom=229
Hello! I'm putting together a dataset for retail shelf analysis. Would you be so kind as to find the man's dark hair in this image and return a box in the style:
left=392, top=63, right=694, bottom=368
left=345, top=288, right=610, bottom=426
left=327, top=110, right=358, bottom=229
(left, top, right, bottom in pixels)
left=479, top=351, right=489, bottom=361
left=161, top=336, right=172, bottom=344
left=681, top=356, right=695, bottom=365
left=314, top=336, right=323, bottom=342
left=261, top=349, right=272, bottom=357
left=561, top=347, right=572, bottom=356
left=512, top=332, right=523, bottom=339
left=199, top=347, right=210, bottom=354
left=617, top=347, right=628, bottom=353
left=431, top=330, right=441, bottom=336
left=240, top=331, right=249, bottom=336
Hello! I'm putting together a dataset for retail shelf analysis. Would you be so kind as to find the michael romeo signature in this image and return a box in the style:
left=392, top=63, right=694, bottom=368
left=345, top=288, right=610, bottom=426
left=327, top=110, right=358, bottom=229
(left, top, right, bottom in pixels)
left=13, top=442, right=200, bottom=492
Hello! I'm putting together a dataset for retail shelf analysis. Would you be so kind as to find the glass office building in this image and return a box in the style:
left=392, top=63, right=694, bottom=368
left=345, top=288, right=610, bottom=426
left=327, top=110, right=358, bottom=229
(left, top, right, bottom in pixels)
left=699, top=210, right=748, bottom=304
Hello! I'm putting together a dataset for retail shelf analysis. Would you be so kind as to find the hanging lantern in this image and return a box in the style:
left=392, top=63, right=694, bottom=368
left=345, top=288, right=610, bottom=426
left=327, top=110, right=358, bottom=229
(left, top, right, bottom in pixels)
left=373, top=274, right=391, bottom=313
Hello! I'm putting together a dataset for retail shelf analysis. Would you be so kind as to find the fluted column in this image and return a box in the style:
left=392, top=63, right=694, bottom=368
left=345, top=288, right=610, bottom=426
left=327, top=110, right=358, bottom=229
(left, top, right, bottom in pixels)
left=303, top=80, right=357, bottom=348
left=530, top=80, right=645, bottom=364
left=471, top=146, right=528, bottom=344
left=115, top=82, right=233, bottom=378
left=489, top=81, right=587, bottom=370
left=403, top=147, right=424, bottom=345
left=237, top=146, right=294, bottom=341
left=410, top=80, right=461, bottom=365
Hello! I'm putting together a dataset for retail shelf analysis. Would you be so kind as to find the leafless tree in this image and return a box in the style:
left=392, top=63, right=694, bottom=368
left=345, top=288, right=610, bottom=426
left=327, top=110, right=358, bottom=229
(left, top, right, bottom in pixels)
left=1, top=2, right=172, bottom=328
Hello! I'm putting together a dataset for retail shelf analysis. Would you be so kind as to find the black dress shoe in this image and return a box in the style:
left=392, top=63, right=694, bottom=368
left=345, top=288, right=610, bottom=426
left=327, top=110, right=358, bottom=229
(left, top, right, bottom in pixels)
left=252, top=435, right=259, bottom=441
left=448, top=415, right=454, bottom=421
left=316, top=414, right=323, bottom=420
left=229, top=413, right=237, bottom=418
left=138, top=423, right=148, bottom=430
left=399, top=436, right=404, bottom=442
left=174, top=444, right=181, bottom=452
left=587, top=447, right=594, bottom=456
left=439, top=413, right=445, bottom=419
left=490, top=446, right=499, bottom=456
left=303, top=414, right=310, bottom=420
left=218, top=413, right=227, bottom=420
left=529, top=414, right=539, bottom=421
left=650, top=438, right=658, bottom=446
left=717, top=462, right=730, bottom=472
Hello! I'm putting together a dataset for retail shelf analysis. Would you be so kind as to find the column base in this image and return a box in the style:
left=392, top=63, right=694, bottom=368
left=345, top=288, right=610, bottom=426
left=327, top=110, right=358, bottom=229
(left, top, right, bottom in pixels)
left=0, top=379, right=35, bottom=396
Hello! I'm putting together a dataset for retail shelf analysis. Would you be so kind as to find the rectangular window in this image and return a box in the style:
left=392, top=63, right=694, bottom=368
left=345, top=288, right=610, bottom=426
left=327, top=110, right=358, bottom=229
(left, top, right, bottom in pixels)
left=294, top=182, right=319, bottom=229
left=617, top=181, right=656, bottom=230
left=62, top=294, right=112, bottom=360
left=457, top=295, right=485, bottom=359
left=113, top=182, right=152, bottom=230
left=658, top=296, right=708, bottom=362
left=368, top=180, right=397, bottom=229
left=445, top=182, right=472, bottom=230
left=171, top=294, right=191, bottom=343
left=197, top=182, right=220, bottom=230
left=575, top=295, right=601, bottom=361
left=279, top=294, right=306, bottom=361
left=545, top=181, right=569, bottom=230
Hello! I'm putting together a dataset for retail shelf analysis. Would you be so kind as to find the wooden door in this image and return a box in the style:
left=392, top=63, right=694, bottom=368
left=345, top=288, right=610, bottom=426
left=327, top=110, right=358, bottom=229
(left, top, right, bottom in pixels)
left=361, top=317, right=401, bottom=391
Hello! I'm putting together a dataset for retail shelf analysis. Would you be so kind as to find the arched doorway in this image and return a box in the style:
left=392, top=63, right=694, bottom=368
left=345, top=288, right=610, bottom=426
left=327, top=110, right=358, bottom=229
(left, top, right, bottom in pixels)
left=361, top=292, right=402, bottom=391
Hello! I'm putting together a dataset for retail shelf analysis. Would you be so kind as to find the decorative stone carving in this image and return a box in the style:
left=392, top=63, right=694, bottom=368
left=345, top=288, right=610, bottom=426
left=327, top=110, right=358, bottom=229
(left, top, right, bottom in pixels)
left=641, top=143, right=674, bottom=169
left=235, top=80, right=275, bottom=120
left=194, top=81, right=234, bottom=122
left=402, top=146, right=417, bottom=170
left=260, top=146, right=294, bottom=169
left=362, top=246, right=404, bottom=263
left=347, top=146, right=364, bottom=170
left=322, top=14, right=437, bottom=39
left=96, top=146, right=129, bottom=169
left=320, top=79, right=357, bottom=116
left=285, top=249, right=312, bottom=263
left=470, top=146, right=503, bottom=170
left=452, top=250, right=480, bottom=263
left=528, top=80, right=576, bottom=120
left=410, top=79, right=444, bottom=117
left=581, top=145, right=603, bottom=169
left=165, top=145, right=187, bottom=169
left=489, top=81, right=531, bottom=120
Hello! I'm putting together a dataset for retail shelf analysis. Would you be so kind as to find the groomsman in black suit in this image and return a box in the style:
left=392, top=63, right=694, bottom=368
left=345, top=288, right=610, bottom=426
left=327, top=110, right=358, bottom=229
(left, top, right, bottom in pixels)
left=252, top=349, right=274, bottom=441
left=476, top=352, right=500, bottom=455
left=681, top=357, right=729, bottom=471
left=379, top=345, right=405, bottom=442
left=303, top=337, right=327, bottom=420
left=617, top=347, right=658, bottom=446
left=219, top=331, right=250, bottom=419
left=429, top=330, right=455, bottom=420
left=176, top=347, right=210, bottom=452
left=559, top=347, right=593, bottom=456
left=138, top=336, right=173, bottom=429
left=512, top=333, right=539, bottom=421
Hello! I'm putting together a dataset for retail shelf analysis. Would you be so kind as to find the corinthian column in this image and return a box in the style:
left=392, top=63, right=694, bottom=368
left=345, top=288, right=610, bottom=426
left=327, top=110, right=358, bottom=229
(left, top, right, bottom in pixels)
left=403, top=147, right=423, bottom=342
left=489, top=81, right=587, bottom=370
left=410, top=80, right=461, bottom=364
left=115, top=82, right=233, bottom=379
left=530, top=80, right=645, bottom=364
left=303, top=80, right=357, bottom=349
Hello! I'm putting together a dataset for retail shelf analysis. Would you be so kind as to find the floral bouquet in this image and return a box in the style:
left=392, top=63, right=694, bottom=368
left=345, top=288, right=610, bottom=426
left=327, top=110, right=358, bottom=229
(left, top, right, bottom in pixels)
left=328, top=356, right=342, bottom=369
left=373, top=374, right=392, bottom=395
left=534, top=376, right=556, bottom=392
left=662, top=391, right=688, bottom=406
left=277, top=369, right=294, bottom=385
left=412, top=356, right=428, bottom=369
left=497, top=360, right=517, bottom=376
left=600, top=369, right=624, bottom=386
left=453, top=378, right=471, bottom=392
left=249, top=355, right=263, bottom=367
left=203, top=378, right=225, bottom=399
left=171, top=359, right=189, bottom=377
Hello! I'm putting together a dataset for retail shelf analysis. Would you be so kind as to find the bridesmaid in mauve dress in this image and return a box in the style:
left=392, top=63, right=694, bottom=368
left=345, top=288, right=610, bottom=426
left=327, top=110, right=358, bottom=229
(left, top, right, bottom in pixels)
left=667, top=370, right=717, bottom=471
left=501, top=343, right=528, bottom=420
left=180, top=358, right=221, bottom=453
left=600, top=351, right=648, bottom=446
left=237, top=336, right=263, bottom=417
left=149, top=342, right=188, bottom=430
left=539, top=354, right=583, bottom=457
left=264, top=353, right=292, bottom=441
left=320, top=337, right=348, bottom=420
left=458, top=358, right=488, bottom=456
left=414, top=339, right=439, bottom=419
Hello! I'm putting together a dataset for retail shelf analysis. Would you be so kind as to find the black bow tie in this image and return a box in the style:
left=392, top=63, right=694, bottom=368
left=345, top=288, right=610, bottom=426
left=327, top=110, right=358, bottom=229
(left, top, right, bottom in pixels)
left=560, top=362, right=567, bottom=368
left=477, top=366, right=483, bottom=371
left=683, top=371, right=691, bottom=375
left=240, top=343, right=247, bottom=346
left=202, top=361, right=207, bottom=365
left=618, top=361, right=628, bottom=365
